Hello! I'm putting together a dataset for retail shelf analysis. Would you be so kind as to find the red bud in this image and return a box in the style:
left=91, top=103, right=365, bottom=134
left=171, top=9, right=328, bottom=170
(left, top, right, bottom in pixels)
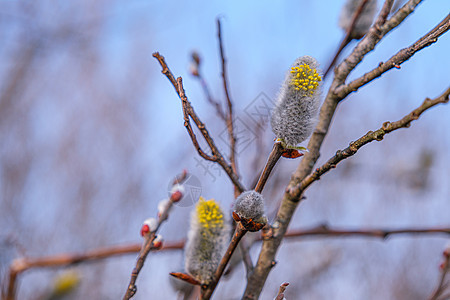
left=171, top=190, right=183, bottom=202
left=140, top=224, right=150, bottom=237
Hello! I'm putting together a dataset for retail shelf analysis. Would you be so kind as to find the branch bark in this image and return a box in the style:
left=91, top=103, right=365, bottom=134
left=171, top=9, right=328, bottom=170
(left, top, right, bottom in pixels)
left=153, top=53, right=246, bottom=194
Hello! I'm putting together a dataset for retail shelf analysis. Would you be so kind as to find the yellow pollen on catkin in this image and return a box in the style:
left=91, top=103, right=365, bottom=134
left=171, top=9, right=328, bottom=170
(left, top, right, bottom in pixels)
left=196, top=197, right=224, bottom=230
left=290, top=64, right=322, bottom=94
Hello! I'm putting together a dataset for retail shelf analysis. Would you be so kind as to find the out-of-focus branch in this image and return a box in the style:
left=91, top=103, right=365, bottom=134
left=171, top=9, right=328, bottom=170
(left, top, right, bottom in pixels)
left=284, top=225, right=450, bottom=240
left=300, top=87, right=450, bottom=191
left=2, top=241, right=183, bottom=300
left=5, top=224, right=449, bottom=299
left=336, top=13, right=450, bottom=98
left=323, top=0, right=370, bottom=78
left=153, top=52, right=246, bottom=194
left=217, top=19, right=240, bottom=198
left=122, top=172, right=188, bottom=300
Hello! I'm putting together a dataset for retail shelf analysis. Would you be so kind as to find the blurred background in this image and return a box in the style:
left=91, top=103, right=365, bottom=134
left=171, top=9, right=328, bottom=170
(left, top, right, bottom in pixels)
left=0, top=0, right=449, bottom=299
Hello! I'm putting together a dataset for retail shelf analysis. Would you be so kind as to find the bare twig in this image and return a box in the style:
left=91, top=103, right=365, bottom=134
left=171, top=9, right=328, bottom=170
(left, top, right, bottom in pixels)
left=275, top=282, right=289, bottom=300
left=239, top=240, right=254, bottom=276
left=153, top=52, right=246, bottom=194
left=254, top=142, right=284, bottom=193
left=123, top=173, right=188, bottom=300
left=300, top=87, right=450, bottom=192
left=217, top=18, right=240, bottom=198
left=323, top=0, right=371, bottom=78
left=201, top=222, right=247, bottom=299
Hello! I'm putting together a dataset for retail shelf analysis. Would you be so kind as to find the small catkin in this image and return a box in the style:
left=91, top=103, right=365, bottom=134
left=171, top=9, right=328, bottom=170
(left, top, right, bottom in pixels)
left=270, top=56, right=322, bottom=148
left=339, top=0, right=377, bottom=39
left=234, top=191, right=266, bottom=223
left=184, top=197, right=228, bottom=284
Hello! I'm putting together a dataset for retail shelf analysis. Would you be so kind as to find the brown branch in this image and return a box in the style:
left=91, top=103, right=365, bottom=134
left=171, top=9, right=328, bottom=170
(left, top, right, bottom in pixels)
left=254, top=142, right=283, bottom=193
left=122, top=174, right=188, bottom=300
left=429, top=248, right=450, bottom=300
left=217, top=18, right=240, bottom=198
left=275, top=282, right=289, bottom=300
left=239, top=239, right=254, bottom=276
left=336, top=13, right=450, bottom=98
left=284, top=225, right=450, bottom=240
left=300, top=87, right=450, bottom=191
left=242, top=2, right=442, bottom=298
left=153, top=52, right=246, bottom=194
left=323, top=0, right=371, bottom=78
left=2, top=241, right=183, bottom=300
left=200, top=222, right=247, bottom=299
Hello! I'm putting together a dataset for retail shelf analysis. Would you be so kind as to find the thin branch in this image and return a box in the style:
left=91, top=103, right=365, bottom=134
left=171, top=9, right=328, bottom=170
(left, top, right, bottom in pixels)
left=153, top=52, right=246, bottom=194
left=201, top=223, right=247, bottom=299
left=300, top=87, right=450, bottom=191
left=217, top=18, right=240, bottom=198
left=336, top=13, right=450, bottom=98
left=323, top=0, right=371, bottom=78
left=123, top=173, right=188, bottom=300
left=239, top=240, right=254, bottom=276
left=284, top=225, right=450, bottom=240
left=254, top=142, right=283, bottom=193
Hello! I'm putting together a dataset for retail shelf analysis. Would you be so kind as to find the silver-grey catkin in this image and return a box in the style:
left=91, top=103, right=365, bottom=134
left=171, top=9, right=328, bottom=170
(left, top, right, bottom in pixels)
left=270, top=56, right=322, bottom=148
left=234, top=190, right=266, bottom=223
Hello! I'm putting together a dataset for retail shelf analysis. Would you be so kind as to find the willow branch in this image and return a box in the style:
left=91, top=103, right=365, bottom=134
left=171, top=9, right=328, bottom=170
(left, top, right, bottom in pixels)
left=243, top=2, right=442, bottom=298
left=336, top=13, right=450, bottom=98
left=300, top=87, right=450, bottom=191
left=254, top=142, right=283, bottom=193
left=123, top=173, right=187, bottom=300
left=153, top=52, right=245, bottom=193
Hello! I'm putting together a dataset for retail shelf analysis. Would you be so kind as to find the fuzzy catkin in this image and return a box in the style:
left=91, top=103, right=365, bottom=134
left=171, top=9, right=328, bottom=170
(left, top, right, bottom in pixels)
left=234, top=191, right=265, bottom=223
left=270, top=56, right=322, bottom=148
left=184, top=197, right=228, bottom=284
left=339, top=0, right=377, bottom=39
